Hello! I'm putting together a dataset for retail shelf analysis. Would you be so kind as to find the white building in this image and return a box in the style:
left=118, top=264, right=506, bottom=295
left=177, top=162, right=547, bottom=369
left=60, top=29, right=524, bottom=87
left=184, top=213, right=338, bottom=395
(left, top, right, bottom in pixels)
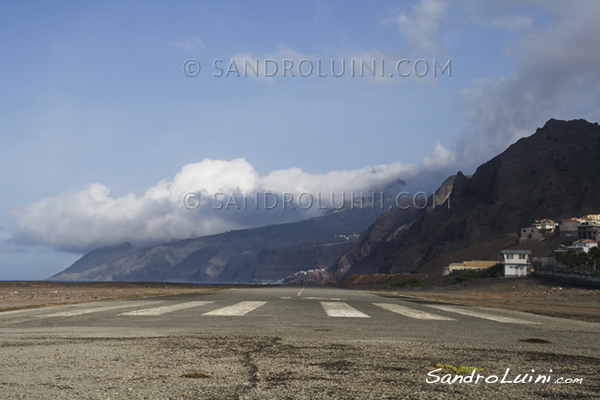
left=572, top=239, right=598, bottom=253
left=583, top=214, right=600, bottom=221
left=533, top=219, right=555, bottom=232
left=500, top=249, right=531, bottom=277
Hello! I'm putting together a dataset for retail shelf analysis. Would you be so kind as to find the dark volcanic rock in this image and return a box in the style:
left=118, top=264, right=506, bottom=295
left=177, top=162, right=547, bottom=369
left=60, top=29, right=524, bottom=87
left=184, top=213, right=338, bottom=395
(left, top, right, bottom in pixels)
left=331, top=119, right=600, bottom=280
left=329, top=175, right=455, bottom=281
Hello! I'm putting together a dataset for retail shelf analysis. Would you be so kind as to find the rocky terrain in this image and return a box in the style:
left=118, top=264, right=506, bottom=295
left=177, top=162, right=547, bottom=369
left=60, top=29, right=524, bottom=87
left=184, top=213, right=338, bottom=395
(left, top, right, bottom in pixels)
left=381, top=277, right=600, bottom=323
left=1, top=335, right=597, bottom=399
left=0, top=281, right=225, bottom=312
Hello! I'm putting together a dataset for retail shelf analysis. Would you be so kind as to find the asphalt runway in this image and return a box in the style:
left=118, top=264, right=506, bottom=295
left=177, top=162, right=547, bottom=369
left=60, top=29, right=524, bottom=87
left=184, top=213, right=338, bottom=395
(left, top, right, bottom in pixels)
left=0, top=286, right=598, bottom=399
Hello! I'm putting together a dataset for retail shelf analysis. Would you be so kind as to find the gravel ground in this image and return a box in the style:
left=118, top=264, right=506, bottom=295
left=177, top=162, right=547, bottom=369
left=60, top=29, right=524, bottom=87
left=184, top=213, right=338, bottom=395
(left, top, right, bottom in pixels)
left=0, top=335, right=597, bottom=399
left=0, top=282, right=598, bottom=399
left=383, top=277, right=600, bottom=323
left=0, top=282, right=226, bottom=312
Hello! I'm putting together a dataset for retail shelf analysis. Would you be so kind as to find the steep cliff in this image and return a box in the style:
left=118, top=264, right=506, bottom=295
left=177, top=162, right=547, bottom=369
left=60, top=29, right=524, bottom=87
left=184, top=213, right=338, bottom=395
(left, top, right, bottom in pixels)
left=331, top=119, right=600, bottom=280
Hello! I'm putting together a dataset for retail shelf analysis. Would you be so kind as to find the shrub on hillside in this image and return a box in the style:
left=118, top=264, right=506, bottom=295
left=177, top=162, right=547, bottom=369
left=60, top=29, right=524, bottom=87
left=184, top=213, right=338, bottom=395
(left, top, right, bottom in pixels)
left=386, top=276, right=424, bottom=288
left=443, top=263, right=503, bottom=286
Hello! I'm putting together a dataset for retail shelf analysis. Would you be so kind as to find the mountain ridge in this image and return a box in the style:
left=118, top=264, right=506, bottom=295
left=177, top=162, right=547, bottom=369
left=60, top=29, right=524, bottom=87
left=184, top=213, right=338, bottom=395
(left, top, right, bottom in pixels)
left=49, top=201, right=386, bottom=283
left=328, top=118, right=600, bottom=281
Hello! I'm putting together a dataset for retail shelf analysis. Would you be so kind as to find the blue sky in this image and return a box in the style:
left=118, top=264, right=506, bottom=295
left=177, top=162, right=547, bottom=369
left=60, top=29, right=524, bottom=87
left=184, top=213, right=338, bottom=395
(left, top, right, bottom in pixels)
left=2, top=1, right=600, bottom=280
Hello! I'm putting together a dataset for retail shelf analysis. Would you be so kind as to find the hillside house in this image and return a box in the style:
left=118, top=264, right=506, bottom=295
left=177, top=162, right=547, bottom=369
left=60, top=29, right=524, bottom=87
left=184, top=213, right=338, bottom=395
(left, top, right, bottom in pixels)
left=556, top=239, right=598, bottom=254
left=573, top=239, right=598, bottom=252
left=533, top=219, right=555, bottom=232
left=519, top=226, right=543, bottom=242
left=578, top=220, right=600, bottom=242
left=500, top=249, right=531, bottom=277
left=583, top=214, right=600, bottom=221
left=559, top=218, right=580, bottom=238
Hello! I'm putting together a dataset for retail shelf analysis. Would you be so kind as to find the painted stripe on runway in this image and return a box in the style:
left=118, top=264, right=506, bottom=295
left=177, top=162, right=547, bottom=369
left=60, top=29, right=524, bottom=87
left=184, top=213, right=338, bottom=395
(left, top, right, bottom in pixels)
left=373, top=303, right=456, bottom=320
left=119, top=301, right=214, bottom=316
left=321, top=302, right=370, bottom=318
left=203, top=301, right=266, bottom=316
left=425, top=305, right=538, bottom=324
left=43, top=301, right=164, bottom=318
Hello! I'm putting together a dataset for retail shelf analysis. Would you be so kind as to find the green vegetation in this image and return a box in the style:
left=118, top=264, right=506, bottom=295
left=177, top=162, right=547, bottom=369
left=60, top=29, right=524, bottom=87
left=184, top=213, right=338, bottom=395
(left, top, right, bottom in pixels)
left=435, top=364, right=484, bottom=375
left=442, top=263, right=503, bottom=286
left=555, top=247, right=600, bottom=274
left=386, top=276, right=424, bottom=288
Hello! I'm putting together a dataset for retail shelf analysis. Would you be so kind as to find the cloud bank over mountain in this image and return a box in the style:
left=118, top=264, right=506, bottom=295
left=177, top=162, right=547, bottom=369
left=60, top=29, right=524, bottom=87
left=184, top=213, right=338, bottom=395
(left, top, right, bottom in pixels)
left=11, top=143, right=455, bottom=253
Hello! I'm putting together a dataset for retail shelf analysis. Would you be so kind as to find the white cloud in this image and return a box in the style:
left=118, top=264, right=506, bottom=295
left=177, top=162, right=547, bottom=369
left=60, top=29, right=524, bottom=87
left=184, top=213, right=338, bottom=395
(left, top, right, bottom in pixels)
left=422, top=141, right=456, bottom=169
left=10, top=145, right=455, bottom=253
left=176, top=36, right=205, bottom=52
left=391, top=0, right=446, bottom=53
left=226, top=45, right=316, bottom=79
left=455, top=2, right=600, bottom=166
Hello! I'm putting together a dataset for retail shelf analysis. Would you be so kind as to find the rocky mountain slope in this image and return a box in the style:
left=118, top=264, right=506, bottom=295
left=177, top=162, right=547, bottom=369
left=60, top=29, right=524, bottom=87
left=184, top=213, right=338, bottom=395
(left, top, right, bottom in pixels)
left=329, top=119, right=600, bottom=281
left=50, top=203, right=384, bottom=283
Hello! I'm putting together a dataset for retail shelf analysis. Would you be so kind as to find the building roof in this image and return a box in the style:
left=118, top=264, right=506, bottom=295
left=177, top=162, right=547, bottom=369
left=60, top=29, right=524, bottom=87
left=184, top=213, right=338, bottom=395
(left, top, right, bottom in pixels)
left=574, top=239, right=597, bottom=244
left=463, top=261, right=498, bottom=268
left=448, top=261, right=498, bottom=269
left=500, top=249, right=531, bottom=254
left=534, top=219, right=555, bottom=224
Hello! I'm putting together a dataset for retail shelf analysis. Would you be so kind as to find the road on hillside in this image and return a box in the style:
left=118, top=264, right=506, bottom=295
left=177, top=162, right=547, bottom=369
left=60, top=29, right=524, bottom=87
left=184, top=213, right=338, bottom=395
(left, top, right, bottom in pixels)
left=0, top=286, right=598, bottom=399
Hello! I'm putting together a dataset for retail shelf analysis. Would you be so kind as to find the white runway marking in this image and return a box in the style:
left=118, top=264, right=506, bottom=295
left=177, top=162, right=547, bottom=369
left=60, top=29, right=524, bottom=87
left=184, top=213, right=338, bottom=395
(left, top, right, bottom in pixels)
left=373, top=303, right=456, bottom=320
left=203, top=301, right=267, bottom=316
left=119, top=301, right=214, bottom=316
left=297, top=287, right=305, bottom=296
left=425, top=305, right=538, bottom=324
left=43, top=301, right=164, bottom=318
left=321, top=302, right=370, bottom=318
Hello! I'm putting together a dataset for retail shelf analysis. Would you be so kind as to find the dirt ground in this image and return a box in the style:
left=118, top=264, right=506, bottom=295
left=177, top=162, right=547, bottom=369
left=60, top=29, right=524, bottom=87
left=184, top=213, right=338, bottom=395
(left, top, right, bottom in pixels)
left=0, top=281, right=227, bottom=312
left=386, top=277, right=600, bottom=323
